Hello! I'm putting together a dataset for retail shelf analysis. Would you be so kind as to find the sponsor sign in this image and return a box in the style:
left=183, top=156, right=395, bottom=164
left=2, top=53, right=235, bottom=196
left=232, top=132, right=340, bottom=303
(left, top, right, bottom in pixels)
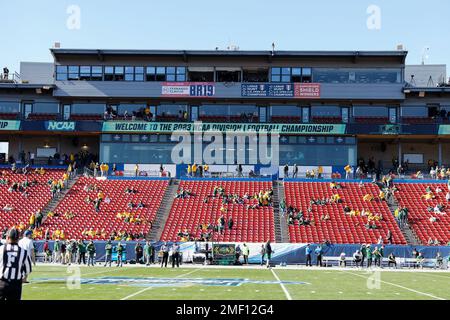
left=0, top=120, right=20, bottom=131
left=438, top=125, right=450, bottom=135
left=294, top=83, right=321, bottom=98
left=45, top=121, right=76, bottom=131
left=161, top=82, right=215, bottom=97
left=380, top=124, right=401, bottom=135
left=241, top=83, right=320, bottom=98
left=102, top=122, right=346, bottom=135
left=32, top=277, right=309, bottom=287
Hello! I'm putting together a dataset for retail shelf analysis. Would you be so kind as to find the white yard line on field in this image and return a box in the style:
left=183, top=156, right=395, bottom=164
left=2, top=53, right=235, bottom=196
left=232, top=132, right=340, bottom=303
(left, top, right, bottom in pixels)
left=120, top=268, right=201, bottom=300
left=341, top=270, right=446, bottom=300
left=270, top=268, right=292, bottom=300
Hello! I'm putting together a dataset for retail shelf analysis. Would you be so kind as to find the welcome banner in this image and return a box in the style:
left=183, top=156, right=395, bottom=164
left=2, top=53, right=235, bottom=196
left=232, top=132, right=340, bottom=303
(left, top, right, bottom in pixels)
left=102, top=121, right=346, bottom=135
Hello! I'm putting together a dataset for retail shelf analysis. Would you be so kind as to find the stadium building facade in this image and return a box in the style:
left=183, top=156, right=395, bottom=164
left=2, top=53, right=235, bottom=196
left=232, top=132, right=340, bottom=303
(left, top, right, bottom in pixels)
left=1, top=49, right=450, bottom=176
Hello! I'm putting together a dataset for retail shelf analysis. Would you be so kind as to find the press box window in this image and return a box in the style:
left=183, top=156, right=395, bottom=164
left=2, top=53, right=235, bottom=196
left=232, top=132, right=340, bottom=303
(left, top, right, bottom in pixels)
left=79, top=66, right=91, bottom=80
left=91, top=66, right=103, bottom=80
left=125, top=67, right=135, bottom=81
left=114, top=67, right=124, bottom=81
left=156, top=67, right=166, bottom=81
left=281, top=68, right=290, bottom=82
left=271, top=68, right=281, bottom=82
left=176, top=67, right=186, bottom=81
left=68, top=66, right=79, bottom=80
left=146, top=67, right=156, bottom=81
left=302, top=68, right=312, bottom=82
left=291, top=68, right=302, bottom=82
left=135, top=67, right=144, bottom=81
left=105, top=66, right=114, bottom=81
left=56, top=66, right=68, bottom=81
left=166, top=67, right=176, bottom=81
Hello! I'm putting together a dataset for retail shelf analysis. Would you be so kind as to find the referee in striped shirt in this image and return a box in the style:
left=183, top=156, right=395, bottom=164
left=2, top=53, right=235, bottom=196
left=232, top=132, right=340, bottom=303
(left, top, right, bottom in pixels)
left=0, top=228, right=32, bottom=300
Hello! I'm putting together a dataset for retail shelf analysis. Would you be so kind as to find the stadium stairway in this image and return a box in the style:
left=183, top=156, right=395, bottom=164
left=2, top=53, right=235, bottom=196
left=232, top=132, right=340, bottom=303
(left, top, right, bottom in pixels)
left=147, top=179, right=179, bottom=241
left=273, top=181, right=290, bottom=243
left=40, top=174, right=81, bottom=225
left=387, top=193, right=422, bottom=246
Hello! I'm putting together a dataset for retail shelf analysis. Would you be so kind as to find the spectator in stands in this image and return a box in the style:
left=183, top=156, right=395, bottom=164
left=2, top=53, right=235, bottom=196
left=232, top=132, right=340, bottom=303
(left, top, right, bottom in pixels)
left=344, top=164, right=352, bottom=179
left=35, top=211, right=43, bottom=229
left=386, top=230, right=393, bottom=244
left=227, top=217, right=233, bottom=230
left=372, top=234, right=381, bottom=244
left=218, top=215, right=226, bottom=234
left=379, top=190, right=386, bottom=201
left=446, top=191, right=450, bottom=202
left=29, top=213, right=35, bottom=230
left=353, top=250, right=362, bottom=267
left=3, top=67, right=9, bottom=79
left=430, top=167, right=437, bottom=179
left=283, top=164, right=289, bottom=178
left=293, top=164, right=298, bottom=178
left=317, top=166, right=323, bottom=179
left=3, top=204, right=13, bottom=212
left=236, top=164, right=243, bottom=177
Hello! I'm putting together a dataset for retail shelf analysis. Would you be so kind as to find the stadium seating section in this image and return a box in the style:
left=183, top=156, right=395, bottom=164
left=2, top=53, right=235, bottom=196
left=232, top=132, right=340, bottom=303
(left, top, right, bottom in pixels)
left=160, top=180, right=275, bottom=242
left=69, top=114, right=103, bottom=121
left=354, top=116, right=389, bottom=124
left=284, top=182, right=406, bottom=244
left=401, top=117, right=436, bottom=124
left=270, top=116, right=301, bottom=123
left=2, top=170, right=448, bottom=245
left=0, top=113, right=19, bottom=120
left=312, top=117, right=342, bottom=124
left=27, top=113, right=58, bottom=120
left=0, top=169, right=65, bottom=232
left=40, top=177, right=168, bottom=240
left=395, top=183, right=449, bottom=245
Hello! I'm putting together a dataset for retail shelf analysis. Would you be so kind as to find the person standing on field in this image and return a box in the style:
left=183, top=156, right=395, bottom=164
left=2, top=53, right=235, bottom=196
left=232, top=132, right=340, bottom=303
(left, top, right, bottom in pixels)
left=242, top=243, right=250, bottom=265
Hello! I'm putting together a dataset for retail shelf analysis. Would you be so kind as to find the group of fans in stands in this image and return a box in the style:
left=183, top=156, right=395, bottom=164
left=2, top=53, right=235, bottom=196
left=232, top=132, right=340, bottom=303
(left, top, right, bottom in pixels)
left=173, top=185, right=273, bottom=242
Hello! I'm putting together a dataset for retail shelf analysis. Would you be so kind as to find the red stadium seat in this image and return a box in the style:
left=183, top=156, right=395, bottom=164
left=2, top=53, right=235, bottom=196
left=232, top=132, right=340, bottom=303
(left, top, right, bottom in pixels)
left=160, top=180, right=275, bottom=243
left=284, top=181, right=407, bottom=245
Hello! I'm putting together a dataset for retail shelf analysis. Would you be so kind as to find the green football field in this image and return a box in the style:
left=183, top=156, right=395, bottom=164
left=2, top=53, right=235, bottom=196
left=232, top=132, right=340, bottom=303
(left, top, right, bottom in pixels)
left=23, top=264, right=450, bottom=300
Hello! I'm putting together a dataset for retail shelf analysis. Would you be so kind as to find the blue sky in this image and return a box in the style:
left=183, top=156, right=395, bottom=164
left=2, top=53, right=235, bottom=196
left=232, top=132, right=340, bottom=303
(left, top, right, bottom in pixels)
left=2, top=0, right=449, bottom=73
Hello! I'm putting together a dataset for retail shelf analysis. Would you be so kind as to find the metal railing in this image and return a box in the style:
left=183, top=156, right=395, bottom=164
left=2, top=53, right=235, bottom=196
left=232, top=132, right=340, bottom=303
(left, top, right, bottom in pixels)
left=0, top=72, right=20, bottom=83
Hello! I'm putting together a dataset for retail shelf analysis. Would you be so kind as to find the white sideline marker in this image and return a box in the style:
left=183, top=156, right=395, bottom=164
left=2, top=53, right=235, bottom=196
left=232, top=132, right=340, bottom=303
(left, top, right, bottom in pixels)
left=120, top=268, right=201, bottom=300
left=270, top=269, right=292, bottom=300
left=342, top=271, right=446, bottom=301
